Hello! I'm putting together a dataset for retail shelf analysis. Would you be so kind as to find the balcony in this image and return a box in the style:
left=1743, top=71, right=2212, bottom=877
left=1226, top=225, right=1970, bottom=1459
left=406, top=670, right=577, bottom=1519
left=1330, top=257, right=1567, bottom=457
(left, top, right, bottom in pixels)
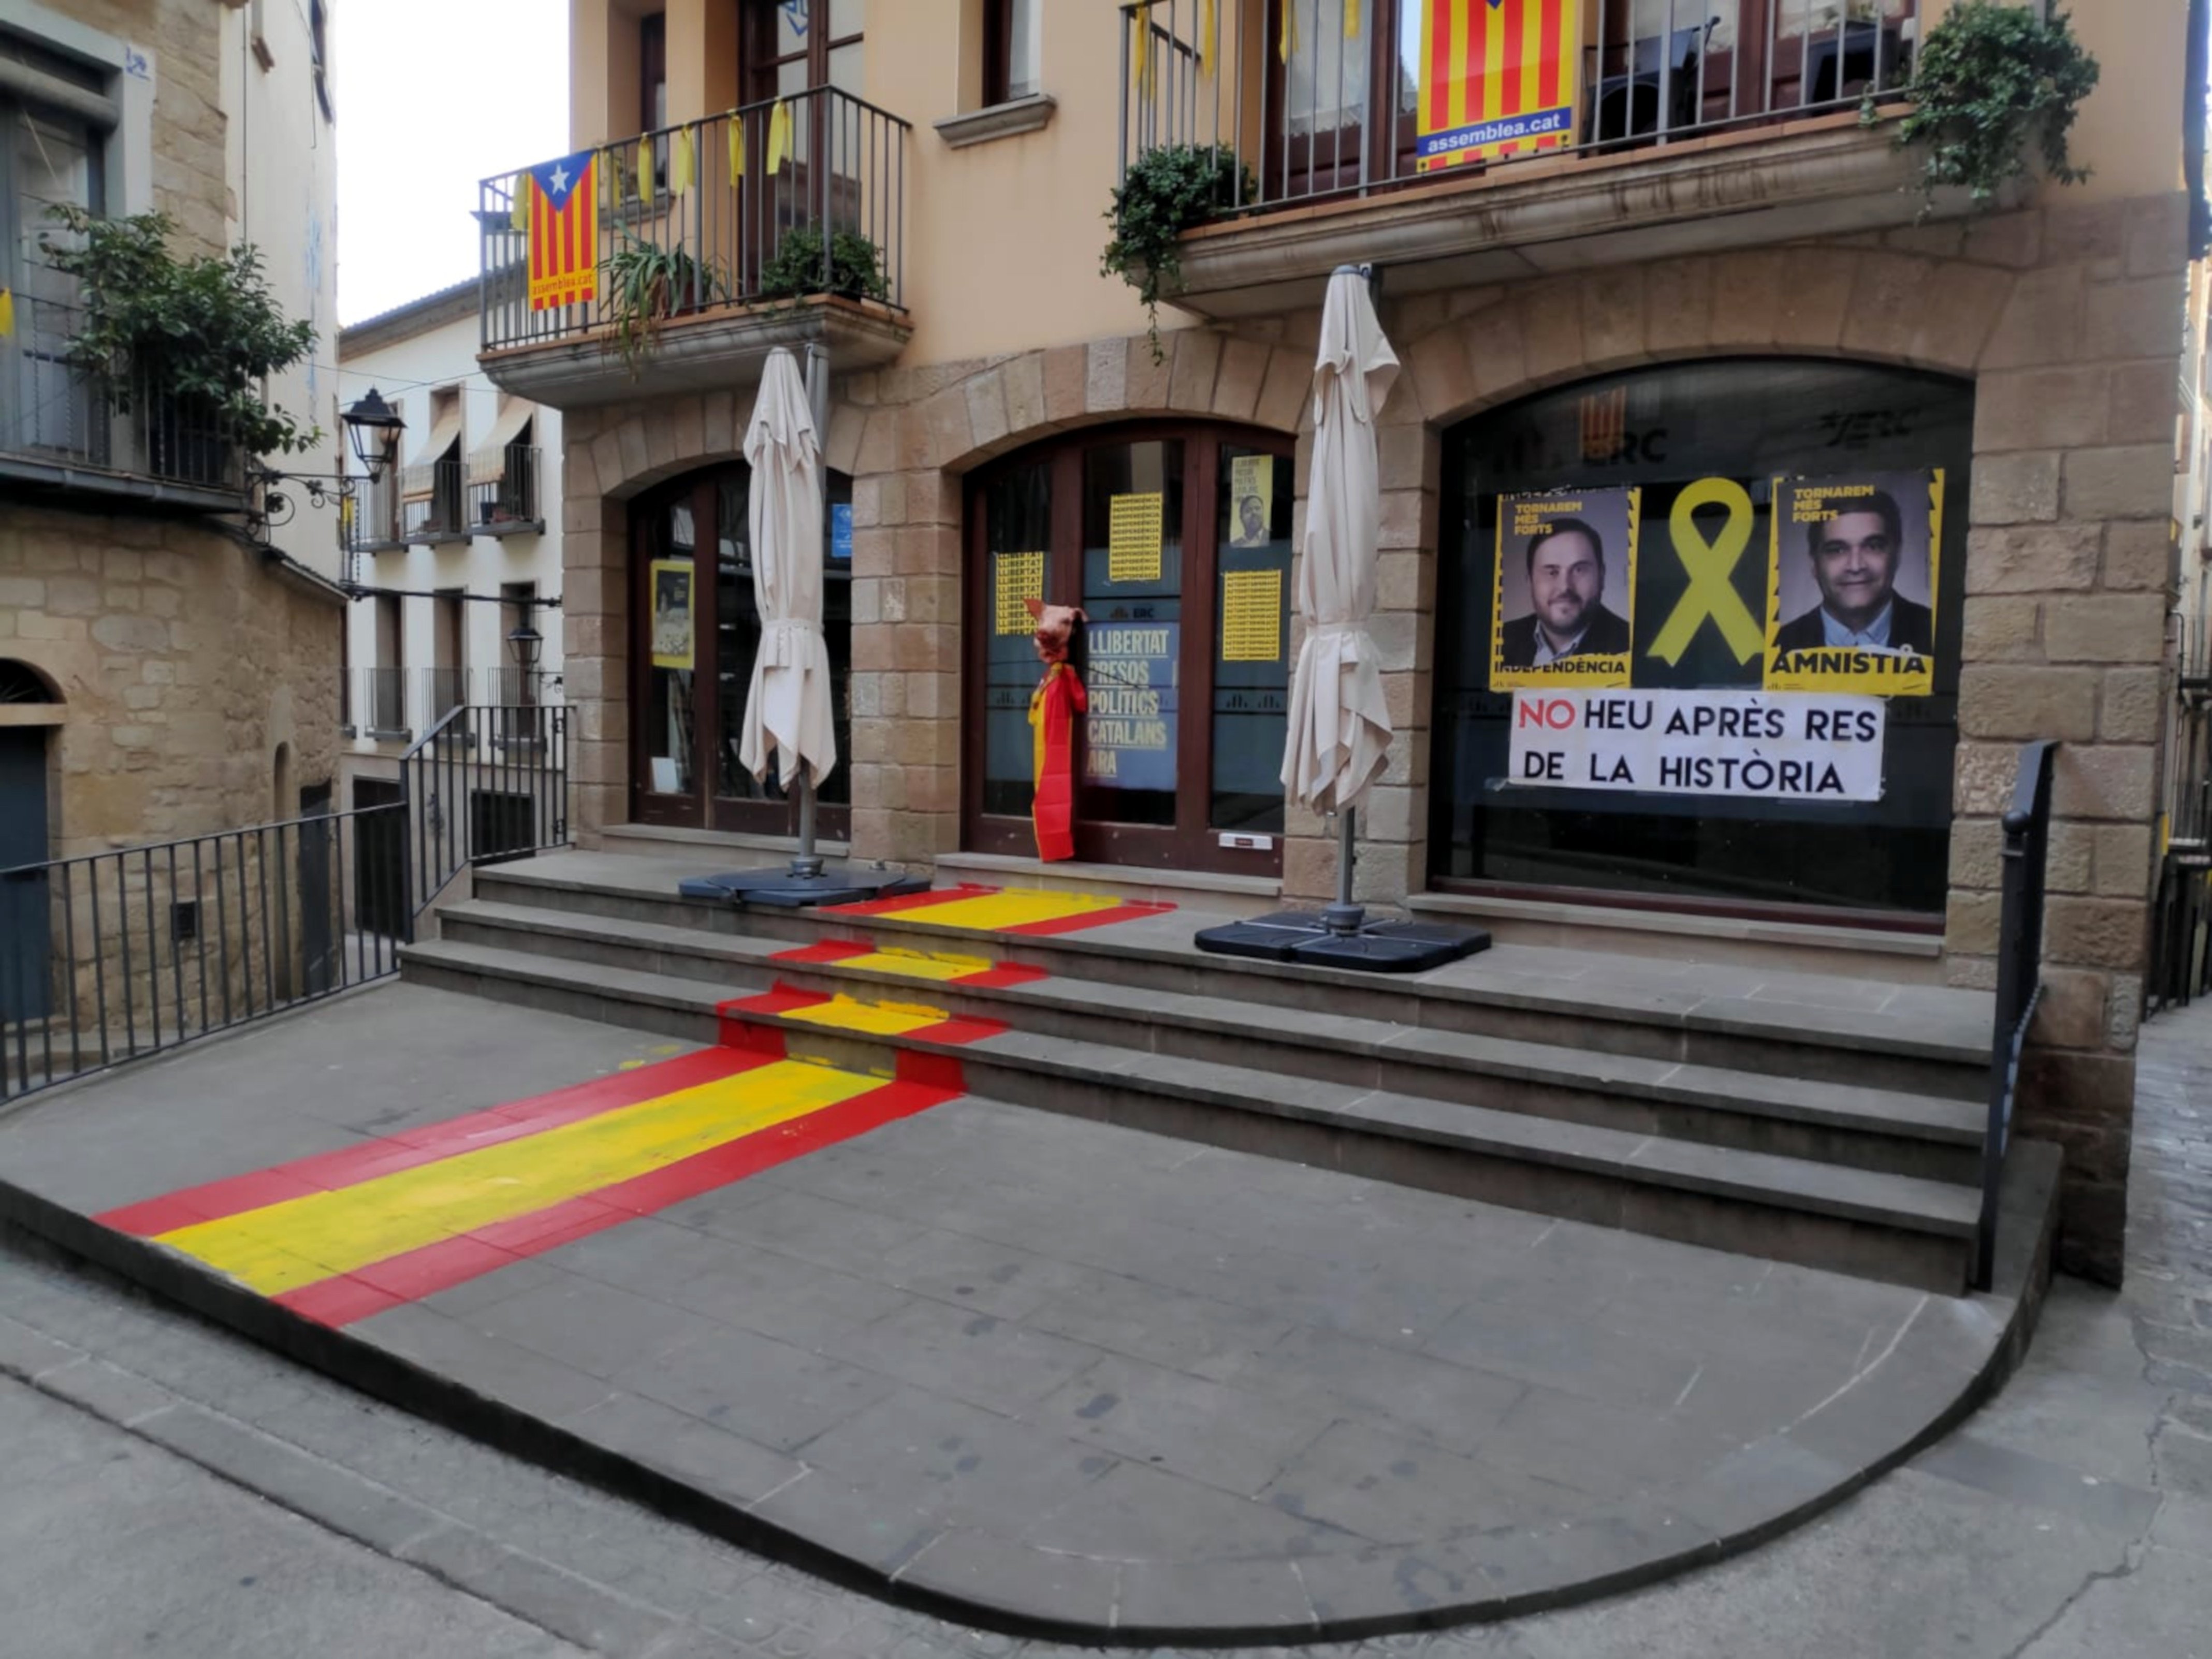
left=477, top=86, right=912, bottom=409
left=0, top=295, right=248, bottom=510
left=346, top=667, right=411, bottom=743
left=1120, top=0, right=1947, bottom=316
left=470, top=444, right=544, bottom=535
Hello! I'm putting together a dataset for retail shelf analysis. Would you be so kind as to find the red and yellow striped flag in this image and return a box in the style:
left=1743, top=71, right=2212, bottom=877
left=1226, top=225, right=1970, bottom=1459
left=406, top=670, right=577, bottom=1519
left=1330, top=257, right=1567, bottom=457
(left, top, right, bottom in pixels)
left=1416, top=0, right=1582, bottom=172
left=525, top=150, right=599, bottom=310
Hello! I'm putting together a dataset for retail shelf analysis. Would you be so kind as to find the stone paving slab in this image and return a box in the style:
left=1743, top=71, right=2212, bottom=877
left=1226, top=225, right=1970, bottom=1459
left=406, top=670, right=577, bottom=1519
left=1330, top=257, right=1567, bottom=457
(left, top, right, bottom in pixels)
left=0, top=982, right=2058, bottom=1641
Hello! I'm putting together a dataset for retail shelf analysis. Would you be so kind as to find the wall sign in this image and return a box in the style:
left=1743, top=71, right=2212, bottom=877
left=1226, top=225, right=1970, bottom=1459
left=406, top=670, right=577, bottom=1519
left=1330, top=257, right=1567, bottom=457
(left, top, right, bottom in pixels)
left=1507, top=689, right=1887, bottom=802
left=1085, top=621, right=1177, bottom=790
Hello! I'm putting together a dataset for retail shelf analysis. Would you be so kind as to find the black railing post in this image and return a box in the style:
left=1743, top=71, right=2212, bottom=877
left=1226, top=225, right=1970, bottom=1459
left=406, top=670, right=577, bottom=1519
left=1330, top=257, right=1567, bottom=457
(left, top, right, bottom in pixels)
left=1976, top=739, right=2057, bottom=1291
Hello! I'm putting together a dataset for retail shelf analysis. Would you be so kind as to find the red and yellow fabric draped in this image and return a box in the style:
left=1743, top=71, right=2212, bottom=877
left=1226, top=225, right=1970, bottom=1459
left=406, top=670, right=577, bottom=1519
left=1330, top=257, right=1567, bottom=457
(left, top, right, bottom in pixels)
left=1027, top=662, right=1086, bottom=863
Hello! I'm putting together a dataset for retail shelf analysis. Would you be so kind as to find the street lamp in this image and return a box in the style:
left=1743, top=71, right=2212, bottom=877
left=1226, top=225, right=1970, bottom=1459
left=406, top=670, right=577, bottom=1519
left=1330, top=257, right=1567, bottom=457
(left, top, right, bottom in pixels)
left=506, top=620, right=544, bottom=674
left=341, top=388, right=405, bottom=484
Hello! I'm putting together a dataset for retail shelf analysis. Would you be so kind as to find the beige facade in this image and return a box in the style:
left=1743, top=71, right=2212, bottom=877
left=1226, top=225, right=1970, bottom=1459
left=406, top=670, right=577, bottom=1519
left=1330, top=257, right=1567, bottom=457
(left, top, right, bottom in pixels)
left=513, top=0, right=2198, bottom=1279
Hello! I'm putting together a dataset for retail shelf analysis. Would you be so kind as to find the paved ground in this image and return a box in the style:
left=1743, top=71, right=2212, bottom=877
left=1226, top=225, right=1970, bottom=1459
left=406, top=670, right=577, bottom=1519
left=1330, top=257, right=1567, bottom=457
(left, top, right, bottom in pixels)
left=0, top=995, right=2207, bottom=1656
left=0, top=982, right=2036, bottom=1638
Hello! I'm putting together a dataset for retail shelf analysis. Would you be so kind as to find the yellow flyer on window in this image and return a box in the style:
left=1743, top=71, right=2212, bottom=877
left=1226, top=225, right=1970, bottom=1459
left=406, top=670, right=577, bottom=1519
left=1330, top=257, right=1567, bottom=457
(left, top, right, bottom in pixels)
left=1764, top=470, right=1944, bottom=697
left=1489, top=487, right=1639, bottom=691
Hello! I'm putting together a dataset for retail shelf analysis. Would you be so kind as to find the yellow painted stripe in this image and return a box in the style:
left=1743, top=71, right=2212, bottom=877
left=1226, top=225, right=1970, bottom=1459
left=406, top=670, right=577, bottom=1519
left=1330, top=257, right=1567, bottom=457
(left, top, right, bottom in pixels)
left=781, top=994, right=951, bottom=1037
left=838, top=948, right=996, bottom=984
left=893, top=891, right=1126, bottom=933
left=156, top=1061, right=876, bottom=1295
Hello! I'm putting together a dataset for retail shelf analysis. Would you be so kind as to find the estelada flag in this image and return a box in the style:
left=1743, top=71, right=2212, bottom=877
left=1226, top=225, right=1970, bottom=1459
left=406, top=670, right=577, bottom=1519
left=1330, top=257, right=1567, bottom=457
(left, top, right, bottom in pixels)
left=525, top=150, right=599, bottom=311
left=1417, top=0, right=1582, bottom=172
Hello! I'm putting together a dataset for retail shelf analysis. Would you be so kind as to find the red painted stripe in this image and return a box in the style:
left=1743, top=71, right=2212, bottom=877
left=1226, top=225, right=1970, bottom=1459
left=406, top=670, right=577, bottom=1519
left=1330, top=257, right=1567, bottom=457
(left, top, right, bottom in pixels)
left=823, top=884, right=999, bottom=918
left=906, top=1015, right=1009, bottom=1047
left=957, top=962, right=1050, bottom=989
left=1428, top=0, right=1454, bottom=142
left=1467, top=0, right=1488, bottom=133
left=1499, top=0, right=1526, bottom=118
left=1538, top=0, right=1562, bottom=110
left=773, top=940, right=875, bottom=966
left=720, top=986, right=833, bottom=1019
left=97, top=1049, right=764, bottom=1238
left=279, top=1077, right=961, bottom=1328
left=1000, top=901, right=1176, bottom=937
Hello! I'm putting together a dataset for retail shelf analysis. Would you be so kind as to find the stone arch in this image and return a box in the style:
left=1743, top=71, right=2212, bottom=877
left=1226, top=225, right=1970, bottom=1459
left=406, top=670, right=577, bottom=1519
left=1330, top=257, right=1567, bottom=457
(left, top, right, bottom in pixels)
left=1389, top=247, right=2013, bottom=433
left=0, top=657, right=64, bottom=710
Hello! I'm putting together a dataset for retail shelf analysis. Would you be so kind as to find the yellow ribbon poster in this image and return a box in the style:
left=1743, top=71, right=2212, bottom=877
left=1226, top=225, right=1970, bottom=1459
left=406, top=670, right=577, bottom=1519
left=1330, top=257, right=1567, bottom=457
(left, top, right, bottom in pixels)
left=1490, top=487, right=1639, bottom=690
left=1763, top=470, right=1945, bottom=697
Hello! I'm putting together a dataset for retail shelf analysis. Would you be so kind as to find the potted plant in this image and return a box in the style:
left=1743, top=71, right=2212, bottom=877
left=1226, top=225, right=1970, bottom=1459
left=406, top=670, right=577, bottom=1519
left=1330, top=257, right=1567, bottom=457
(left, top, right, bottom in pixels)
left=1101, top=143, right=1254, bottom=362
left=757, top=226, right=891, bottom=305
left=1883, top=1, right=2100, bottom=213
left=604, top=235, right=729, bottom=373
left=38, top=206, right=318, bottom=479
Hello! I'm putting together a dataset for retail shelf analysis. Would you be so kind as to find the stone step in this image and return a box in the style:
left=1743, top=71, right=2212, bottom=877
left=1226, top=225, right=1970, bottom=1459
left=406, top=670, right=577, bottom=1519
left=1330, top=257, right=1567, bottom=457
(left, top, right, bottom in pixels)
left=399, top=938, right=1985, bottom=1293
left=440, top=899, right=1988, bottom=1184
left=473, top=855, right=1995, bottom=1102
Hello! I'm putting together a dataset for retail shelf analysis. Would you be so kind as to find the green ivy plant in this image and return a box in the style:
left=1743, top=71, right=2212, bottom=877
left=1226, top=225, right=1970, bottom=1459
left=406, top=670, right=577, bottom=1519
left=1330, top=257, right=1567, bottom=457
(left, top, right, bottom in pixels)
left=758, top=227, right=891, bottom=305
left=38, top=206, right=318, bottom=457
left=1101, top=143, right=1254, bottom=362
left=1884, top=1, right=2100, bottom=212
left=603, top=235, right=727, bottom=374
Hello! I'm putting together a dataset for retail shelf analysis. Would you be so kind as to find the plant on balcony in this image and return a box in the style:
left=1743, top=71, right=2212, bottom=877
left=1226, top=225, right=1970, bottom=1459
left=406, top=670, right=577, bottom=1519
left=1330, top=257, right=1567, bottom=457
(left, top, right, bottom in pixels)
left=1101, top=143, right=1254, bottom=363
left=38, top=206, right=318, bottom=460
left=1884, top=1, right=2100, bottom=213
left=604, top=235, right=730, bottom=373
left=758, top=227, right=891, bottom=305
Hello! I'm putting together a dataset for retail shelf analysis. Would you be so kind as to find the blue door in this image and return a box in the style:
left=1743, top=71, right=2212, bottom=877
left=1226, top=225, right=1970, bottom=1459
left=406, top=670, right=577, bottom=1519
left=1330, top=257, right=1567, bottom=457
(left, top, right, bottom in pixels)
left=0, top=728, right=51, bottom=1024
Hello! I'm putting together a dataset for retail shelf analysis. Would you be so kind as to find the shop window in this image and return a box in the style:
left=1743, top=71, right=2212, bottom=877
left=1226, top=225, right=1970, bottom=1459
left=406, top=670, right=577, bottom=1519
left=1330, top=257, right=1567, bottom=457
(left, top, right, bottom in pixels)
left=1430, top=358, right=1972, bottom=920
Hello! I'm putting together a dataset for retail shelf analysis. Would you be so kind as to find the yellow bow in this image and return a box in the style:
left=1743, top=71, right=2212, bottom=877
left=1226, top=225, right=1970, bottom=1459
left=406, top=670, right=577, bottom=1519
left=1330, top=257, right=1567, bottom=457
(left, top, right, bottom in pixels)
left=727, top=111, right=745, bottom=180
left=766, top=100, right=792, bottom=173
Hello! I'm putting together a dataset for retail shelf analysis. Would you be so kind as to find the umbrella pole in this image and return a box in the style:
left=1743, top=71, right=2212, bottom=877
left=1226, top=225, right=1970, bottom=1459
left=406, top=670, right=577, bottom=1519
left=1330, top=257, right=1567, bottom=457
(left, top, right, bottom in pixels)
left=1322, top=806, right=1362, bottom=936
left=790, top=341, right=833, bottom=882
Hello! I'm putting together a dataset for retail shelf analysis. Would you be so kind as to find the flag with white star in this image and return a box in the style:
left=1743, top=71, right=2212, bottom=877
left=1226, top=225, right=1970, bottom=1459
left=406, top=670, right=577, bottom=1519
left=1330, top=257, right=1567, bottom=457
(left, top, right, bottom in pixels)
left=526, top=149, right=599, bottom=310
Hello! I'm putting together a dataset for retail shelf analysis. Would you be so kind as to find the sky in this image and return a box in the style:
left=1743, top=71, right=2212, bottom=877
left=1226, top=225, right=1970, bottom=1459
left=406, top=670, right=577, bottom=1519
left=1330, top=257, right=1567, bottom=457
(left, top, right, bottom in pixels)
left=333, top=0, right=570, bottom=326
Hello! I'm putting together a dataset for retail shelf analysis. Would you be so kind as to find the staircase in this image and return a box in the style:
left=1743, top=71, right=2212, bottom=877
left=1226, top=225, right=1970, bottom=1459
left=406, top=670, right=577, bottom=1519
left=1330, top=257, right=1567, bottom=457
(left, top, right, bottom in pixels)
left=400, top=849, right=2013, bottom=1294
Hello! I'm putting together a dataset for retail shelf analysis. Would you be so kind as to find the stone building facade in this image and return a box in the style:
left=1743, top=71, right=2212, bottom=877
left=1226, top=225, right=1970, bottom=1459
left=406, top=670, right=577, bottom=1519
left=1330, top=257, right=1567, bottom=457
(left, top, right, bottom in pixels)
left=503, top=0, right=2200, bottom=1281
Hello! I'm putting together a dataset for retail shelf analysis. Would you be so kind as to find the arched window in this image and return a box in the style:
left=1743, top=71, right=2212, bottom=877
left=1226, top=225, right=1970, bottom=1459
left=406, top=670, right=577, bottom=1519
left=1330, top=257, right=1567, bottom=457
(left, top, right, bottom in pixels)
left=1432, top=358, right=1973, bottom=920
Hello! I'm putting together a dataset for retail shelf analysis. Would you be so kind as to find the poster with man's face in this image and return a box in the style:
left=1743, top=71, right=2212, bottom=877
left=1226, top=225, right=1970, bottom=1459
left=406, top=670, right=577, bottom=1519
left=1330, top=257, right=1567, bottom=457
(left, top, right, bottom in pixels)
left=1490, top=487, right=1639, bottom=690
left=1228, top=455, right=1275, bottom=549
left=650, top=559, right=694, bottom=671
left=1764, top=470, right=1944, bottom=696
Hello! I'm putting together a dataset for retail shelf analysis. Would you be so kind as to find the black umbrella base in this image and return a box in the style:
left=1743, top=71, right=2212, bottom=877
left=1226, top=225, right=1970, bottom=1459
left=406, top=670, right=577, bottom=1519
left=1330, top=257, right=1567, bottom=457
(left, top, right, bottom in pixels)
left=677, top=866, right=932, bottom=910
left=1194, top=909, right=1491, bottom=973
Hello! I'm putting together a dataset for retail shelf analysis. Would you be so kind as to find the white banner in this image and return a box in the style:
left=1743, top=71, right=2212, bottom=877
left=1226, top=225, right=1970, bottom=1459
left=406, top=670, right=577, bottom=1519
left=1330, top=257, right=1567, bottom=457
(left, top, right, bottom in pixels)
left=1507, top=689, right=1886, bottom=802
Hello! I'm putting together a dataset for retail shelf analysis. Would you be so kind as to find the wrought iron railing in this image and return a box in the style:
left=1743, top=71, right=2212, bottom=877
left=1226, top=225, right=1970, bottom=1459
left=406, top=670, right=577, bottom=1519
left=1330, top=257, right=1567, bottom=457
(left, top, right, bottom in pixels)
left=400, top=702, right=570, bottom=922
left=2151, top=672, right=2211, bottom=1014
left=344, top=467, right=404, bottom=555
left=402, top=456, right=470, bottom=542
left=1120, top=0, right=1918, bottom=214
left=1975, top=739, right=2055, bottom=1291
left=0, top=806, right=409, bottom=1104
left=471, top=444, right=543, bottom=529
left=0, top=293, right=245, bottom=497
left=349, top=667, right=410, bottom=738
left=0, top=703, right=573, bottom=1105
left=423, top=665, right=468, bottom=725
left=478, top=84, right=909, bottom=354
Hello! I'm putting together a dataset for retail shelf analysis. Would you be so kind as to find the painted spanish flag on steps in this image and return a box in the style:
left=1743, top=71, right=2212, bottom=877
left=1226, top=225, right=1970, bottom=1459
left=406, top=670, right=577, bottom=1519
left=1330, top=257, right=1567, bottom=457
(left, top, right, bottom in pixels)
left=1417, top=0, right=1582, bottom=171
left=95, top=1048, right=956, bottom=1329
left=824, top=884, right=1174, bottom=937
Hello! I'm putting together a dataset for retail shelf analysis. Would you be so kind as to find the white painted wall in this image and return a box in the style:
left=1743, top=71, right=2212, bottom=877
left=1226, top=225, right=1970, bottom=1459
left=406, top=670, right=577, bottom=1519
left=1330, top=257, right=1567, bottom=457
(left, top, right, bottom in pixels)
left=333, top=305, right=565, bottom=753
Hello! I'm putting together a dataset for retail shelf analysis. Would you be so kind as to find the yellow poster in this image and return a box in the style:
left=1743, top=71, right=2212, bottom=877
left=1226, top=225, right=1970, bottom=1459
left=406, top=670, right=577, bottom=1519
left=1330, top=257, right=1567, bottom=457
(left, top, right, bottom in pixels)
left=995, top=550, right=1046, bottom=635
left=1228, top=457, right=1274, bottom=548
left=649, top=558, right=694, bottom=671
left=1764, top=470, right=1944, bottom=697
left=1489, top=487, right=1639, bottom=690
left=1221, top=569, right=1283, bottom=662
left=1109, top=492, right=1165, bottom=583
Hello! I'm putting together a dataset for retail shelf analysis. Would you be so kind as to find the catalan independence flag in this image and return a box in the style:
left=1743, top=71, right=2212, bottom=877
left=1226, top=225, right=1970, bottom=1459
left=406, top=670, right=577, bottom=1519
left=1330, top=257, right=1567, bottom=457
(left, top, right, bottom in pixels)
left=1417, top=0, right=1582, bottom=171
left=525, top=149, right=599, bottom=311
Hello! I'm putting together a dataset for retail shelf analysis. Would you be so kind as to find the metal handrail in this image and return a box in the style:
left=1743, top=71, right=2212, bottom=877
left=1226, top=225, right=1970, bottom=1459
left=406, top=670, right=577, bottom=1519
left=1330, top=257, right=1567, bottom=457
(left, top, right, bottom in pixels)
left=1975, top=739, right=2057, bottom=1291
left=397, top=701, right=572, bottom=925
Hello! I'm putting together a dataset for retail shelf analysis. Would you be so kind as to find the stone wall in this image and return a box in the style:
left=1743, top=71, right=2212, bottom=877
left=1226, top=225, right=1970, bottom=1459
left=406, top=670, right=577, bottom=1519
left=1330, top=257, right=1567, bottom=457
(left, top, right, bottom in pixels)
left=0, top=507, right=341, bottom=854
left=558, top=190, right=2190, bottom=1284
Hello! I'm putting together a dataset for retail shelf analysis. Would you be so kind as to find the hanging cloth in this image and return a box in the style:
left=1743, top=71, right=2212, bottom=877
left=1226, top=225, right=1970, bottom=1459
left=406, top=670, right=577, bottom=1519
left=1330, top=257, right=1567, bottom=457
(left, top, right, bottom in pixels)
left=1028, top=662, right=1086, bottom=863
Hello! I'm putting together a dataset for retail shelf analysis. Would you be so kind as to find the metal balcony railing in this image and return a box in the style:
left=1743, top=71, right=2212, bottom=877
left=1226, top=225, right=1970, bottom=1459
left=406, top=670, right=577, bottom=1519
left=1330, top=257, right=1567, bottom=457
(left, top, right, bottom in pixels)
left=345, top=468, right=404, bottom=554
left=486, top=667, right=562, bottom=709
left=470, top=444, right=543, bottom=530
left=0, top=294, right=245, bottom=499
left=478, top=84, right=909, bottom=354
left=423, top=665, right=468, bottom=725
left=1120, top=0, right=1918, bottom=214
left=350, top=667, right=410, bottom=738
left=401, top=456, right=469, bottom=543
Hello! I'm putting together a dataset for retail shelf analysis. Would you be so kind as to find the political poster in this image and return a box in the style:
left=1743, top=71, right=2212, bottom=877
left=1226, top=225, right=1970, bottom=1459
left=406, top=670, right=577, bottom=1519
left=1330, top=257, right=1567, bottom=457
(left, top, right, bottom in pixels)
left=649, top=559, right=693, bottom=671
left=1507, top=689, right=1887, bottom=803
left=1490, top=487, right=1639, bottom=691
left=1084, top=620, right=1178, bottom=791
left=1764, top=470, right=1945, bottom=697
left=1416, top=0, right=1583, bottom=171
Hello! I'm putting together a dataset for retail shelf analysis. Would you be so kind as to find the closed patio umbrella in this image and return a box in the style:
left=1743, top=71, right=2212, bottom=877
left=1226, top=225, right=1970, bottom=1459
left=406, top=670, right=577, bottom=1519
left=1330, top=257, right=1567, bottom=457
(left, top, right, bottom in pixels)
left=739, top=345, right=836, bottom=793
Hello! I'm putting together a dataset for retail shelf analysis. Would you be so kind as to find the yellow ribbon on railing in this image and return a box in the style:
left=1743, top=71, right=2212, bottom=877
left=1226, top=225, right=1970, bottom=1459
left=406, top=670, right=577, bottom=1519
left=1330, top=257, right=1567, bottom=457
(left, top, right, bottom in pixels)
left=670, top=127, right=695, bottom=194
left=1199, top=0, right=1215, bottom=74
left=635, top=136, right=655, bottom=200
left=727, top=111, right=745, bottom=180
left=510, top=173, right=529, bottom=233
left=0, top=288, right=14, bottom=340
left=1131, top=3, right=1153, bottom=99
left=1279, top=0, right=1300, bottom=63
left=766, top=100, right=792, bottom=172
left=1345, top=0, right=1360, bottom=39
